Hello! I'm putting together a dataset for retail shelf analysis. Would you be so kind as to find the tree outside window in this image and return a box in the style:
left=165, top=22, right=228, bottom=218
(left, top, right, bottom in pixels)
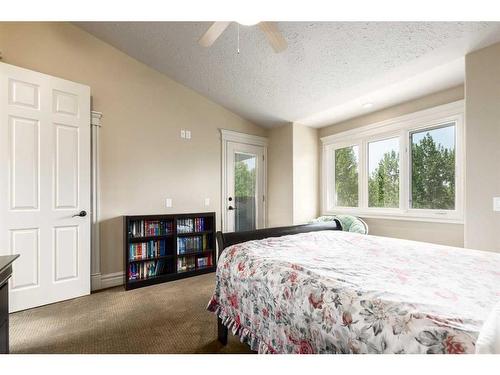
left=334, top=146, right=359, bottom=207
left=368, top=138, right=399, bottom=208
left=411, top=124, right=455, bottom=210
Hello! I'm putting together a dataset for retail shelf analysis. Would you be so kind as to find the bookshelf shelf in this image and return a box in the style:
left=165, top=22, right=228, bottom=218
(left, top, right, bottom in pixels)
left=177, top=249, right=214, bottom=257
left=128, top=254, right=175, bottom=263
left=176, top=231, right=212, bottom=236
left=124, top=212, right=216, bottom=291
left=129, top=234, right=173, bottom=243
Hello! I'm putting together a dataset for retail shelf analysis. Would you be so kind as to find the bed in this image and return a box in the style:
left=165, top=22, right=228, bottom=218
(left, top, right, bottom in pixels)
left=207, top=223, right=500, bottom=354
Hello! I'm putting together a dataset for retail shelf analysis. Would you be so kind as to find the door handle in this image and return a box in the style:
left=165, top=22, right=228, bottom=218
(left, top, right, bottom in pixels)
left=228, top=206, right=237, bottom=211
left=72, top=210, right=87, bottom=218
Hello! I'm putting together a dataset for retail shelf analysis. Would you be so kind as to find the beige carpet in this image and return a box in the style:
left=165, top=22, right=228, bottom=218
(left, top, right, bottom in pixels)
left=9, top=273, right=253, bottom=354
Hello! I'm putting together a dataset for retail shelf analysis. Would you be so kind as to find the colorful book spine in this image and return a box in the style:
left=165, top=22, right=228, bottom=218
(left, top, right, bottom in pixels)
left=128, top=259, right=167, bottom=281
left=129, top=220, right=173, bottom=238
left=129, top=239, right=166, bottom=260
left=192, top=217, right=206, bottom=232
left=177, top=236, right=206, bottom=255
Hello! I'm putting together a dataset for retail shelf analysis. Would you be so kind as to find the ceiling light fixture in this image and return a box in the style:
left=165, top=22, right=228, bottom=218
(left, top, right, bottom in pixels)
left=362, top=102, right=374, bottom=109
left=236, top=20, right=260, bottom=26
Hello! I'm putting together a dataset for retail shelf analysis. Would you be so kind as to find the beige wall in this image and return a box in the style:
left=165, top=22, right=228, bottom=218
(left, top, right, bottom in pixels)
left=363, top=218, right=464, bottom=247
left=0, top=22, right=268, bottom=274
left=267, top=123, right=320, bottom=226
left=267, top=124, right=293, bottom=227
left=465, top=42, right=500, bottom=253
left=318, top=86, right=465, bottom=247
left=292, top=123, right=319, bottom=224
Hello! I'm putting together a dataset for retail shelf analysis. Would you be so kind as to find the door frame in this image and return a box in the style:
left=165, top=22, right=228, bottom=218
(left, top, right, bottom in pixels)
left=90, top=111, right=102, bottom=291
left=220, top=129, right=268, bottom=232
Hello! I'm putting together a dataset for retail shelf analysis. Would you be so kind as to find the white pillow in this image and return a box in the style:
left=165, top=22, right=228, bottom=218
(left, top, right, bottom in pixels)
left=476, top=300, right=500, bottom=354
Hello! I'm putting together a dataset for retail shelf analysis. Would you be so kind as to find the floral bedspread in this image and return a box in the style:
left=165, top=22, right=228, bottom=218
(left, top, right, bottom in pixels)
left=207, top=231, right=500, bottom=354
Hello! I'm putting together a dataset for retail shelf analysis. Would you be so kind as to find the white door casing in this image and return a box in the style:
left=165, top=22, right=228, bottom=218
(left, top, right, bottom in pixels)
left=0, top=62, right=91, bottom=312
left=220, top=130, right=268, bottom=233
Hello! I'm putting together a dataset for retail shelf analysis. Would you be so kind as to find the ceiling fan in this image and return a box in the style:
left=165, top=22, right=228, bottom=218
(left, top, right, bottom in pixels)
left=198, top=21, right=287, bottom=53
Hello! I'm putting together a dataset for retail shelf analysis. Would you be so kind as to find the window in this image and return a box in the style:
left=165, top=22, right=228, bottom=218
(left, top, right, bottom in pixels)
left=334, top=145, right=359, bottom=207
left=368, top=138, right=399, bottom=208
left=410, top=124, right=456, bottom=210
left=322, top=101, right=463, bottom=222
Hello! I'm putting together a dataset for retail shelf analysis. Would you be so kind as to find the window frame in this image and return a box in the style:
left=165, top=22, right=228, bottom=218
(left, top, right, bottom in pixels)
left=329, top=142, right=361, bottom=209
left=321, top=100, right=464, bottom=223
left=365, top=133, right=403, bottom=212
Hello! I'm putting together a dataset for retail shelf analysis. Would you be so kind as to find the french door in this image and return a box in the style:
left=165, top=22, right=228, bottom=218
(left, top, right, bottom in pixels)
left=224, top=141, right=266, bottom=232
left=0, top=62, right=91, bottom=312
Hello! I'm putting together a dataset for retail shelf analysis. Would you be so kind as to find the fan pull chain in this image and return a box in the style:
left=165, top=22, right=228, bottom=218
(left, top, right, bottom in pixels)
left=237, top=24, right=240, bottom=54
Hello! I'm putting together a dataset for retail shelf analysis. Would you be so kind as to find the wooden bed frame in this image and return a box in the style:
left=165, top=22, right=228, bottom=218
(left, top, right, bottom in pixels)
left=214, top=221, right=342, bottom=345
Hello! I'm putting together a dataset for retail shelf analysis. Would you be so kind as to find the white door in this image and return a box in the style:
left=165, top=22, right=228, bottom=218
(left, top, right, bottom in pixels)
left=0, top=62, right=91, bottom=312
left=225, top=142, right=266, bottom=232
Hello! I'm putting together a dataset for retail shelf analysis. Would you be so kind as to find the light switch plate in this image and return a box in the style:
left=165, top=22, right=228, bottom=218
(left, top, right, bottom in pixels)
left=165, top=198, right=172, bottom=208
left=186, top=130, right=191, bottom=139
left=204, top=198, right=210, bottom=207
left=180, top=130, right=185, bottom=139
left=494, top=197, right=500, bottom=212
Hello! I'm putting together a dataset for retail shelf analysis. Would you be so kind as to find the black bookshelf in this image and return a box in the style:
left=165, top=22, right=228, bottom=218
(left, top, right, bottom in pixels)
left=123, top=212, right=216, bottom=290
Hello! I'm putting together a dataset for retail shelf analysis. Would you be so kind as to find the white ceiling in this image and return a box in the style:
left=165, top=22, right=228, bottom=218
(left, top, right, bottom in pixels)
left=76, top=22, right=500, bottom=128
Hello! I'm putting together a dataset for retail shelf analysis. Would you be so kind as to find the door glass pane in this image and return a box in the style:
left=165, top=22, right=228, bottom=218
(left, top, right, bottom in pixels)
left=234, top=152, right=257, bottom=231
left=410, top=123, right=456, bottom=210
left=368, top=138, right=400, bottom=208
left=334, top=145, right=359, bottom=207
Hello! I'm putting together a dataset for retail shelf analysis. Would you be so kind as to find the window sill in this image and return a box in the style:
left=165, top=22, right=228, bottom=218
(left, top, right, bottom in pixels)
left=322, top=209, right=464, bottom=225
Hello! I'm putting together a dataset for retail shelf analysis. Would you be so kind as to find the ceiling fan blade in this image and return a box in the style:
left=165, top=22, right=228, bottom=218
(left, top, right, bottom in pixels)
left=258, top=22, right=287, bottom=53
left=198, top=22, right=231, bottom=47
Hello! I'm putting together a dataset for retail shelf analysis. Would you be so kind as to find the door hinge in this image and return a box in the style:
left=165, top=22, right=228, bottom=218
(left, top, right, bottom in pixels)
left=263, top=195, right=265, bottom=203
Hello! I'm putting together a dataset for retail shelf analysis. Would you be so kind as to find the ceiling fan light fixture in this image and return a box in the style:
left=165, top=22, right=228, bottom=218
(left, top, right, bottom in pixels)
left=198, top=21, right=287, bottom=53
left=236, top=20, right=260, bottom=26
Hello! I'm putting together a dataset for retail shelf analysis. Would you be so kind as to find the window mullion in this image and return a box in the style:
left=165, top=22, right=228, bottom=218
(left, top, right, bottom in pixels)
left=400, top=130, right=409, bottom=213
left=359, top=140, right=368, bottom=209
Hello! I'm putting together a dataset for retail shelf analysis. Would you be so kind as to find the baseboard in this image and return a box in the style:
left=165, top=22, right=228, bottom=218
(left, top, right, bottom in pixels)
left=92, top=271, right=125, bottom=291
left=91, top=273, right=102, bottom=291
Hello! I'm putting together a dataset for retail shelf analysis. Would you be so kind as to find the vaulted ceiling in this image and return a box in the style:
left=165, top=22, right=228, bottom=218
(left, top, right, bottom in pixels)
left=76, top=22, right=500, bottom=127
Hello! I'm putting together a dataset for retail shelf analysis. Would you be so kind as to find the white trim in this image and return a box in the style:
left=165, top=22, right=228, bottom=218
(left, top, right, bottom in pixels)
left=220, top=129, right=268, bottom=233
left=321, top=211, right=464, bottom=225
left=91, top=273, right=102, bottom=291
left=91, top=111, right=102, bottom=291
left=321, top=100, right=464, bottom=145
left=220, top=129, right=268, bottom=147
left=321, top=100, right=465, bottom=223
left=101, top=271, right=125, bottom=289
left=92, top=271, right=125, bottom=291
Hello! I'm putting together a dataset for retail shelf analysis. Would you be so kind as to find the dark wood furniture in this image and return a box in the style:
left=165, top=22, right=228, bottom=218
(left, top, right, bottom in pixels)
left=124, top=212, right=216, bottom=291
left=0, top=255, right=19, bottom=354
left=215, top=221, right=342, bottom=345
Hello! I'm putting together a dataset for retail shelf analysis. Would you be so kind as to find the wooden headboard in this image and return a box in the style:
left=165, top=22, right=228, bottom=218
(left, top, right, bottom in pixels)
left=216, top=221, right=342, bottom=256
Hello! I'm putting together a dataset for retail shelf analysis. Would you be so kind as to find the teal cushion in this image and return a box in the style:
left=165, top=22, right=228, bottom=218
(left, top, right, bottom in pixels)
left=312, top=215, right=368, bottom=234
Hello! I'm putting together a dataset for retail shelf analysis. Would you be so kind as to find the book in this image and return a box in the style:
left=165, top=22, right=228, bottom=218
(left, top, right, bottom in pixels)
left=129, top=239, right=166, bottom=260
left=129, top=220, right=173, bottom=238
left=177, top=235, right=205, bottom=255
left=128, top=259, right=168, bottom=281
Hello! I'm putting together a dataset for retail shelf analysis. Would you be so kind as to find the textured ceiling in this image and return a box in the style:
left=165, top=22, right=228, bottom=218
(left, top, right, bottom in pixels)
left=76, top=22, right=500, bottom=127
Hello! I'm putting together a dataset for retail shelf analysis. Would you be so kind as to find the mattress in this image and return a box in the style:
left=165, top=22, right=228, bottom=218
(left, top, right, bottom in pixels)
left=207, top=231, right=500, bottom=354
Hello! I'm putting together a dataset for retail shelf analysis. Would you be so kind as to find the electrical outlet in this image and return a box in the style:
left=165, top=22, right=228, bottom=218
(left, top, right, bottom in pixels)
left=494, top=197, right=500, bottom=212
left=180, top=130, right=185, bottom=139
left=165, top=198, right=172, bottom=208
left=185, top=130, right=191, bottom=139
left=204, top=198, right=210, bottom=207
